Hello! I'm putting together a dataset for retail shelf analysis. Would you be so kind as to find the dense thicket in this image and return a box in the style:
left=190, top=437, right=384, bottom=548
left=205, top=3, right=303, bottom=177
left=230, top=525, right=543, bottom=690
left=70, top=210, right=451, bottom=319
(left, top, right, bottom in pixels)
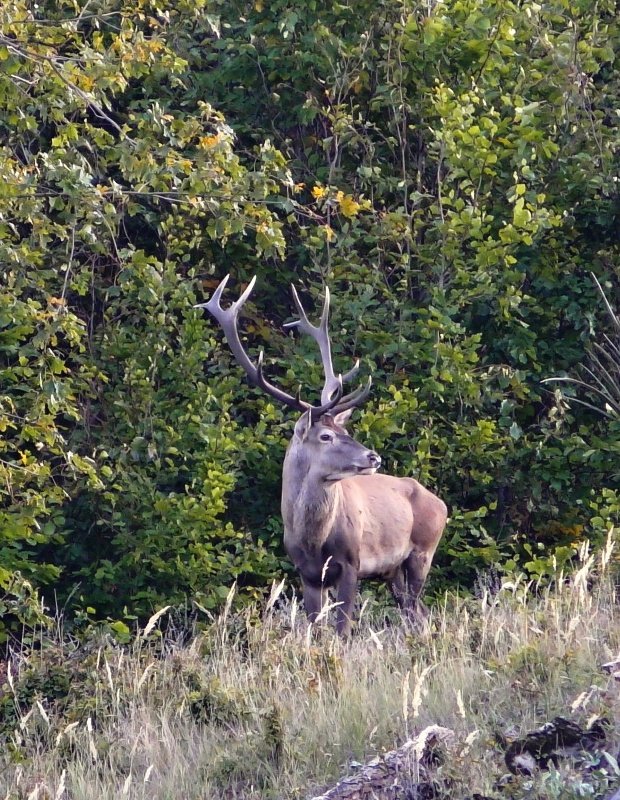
left=1, top=0, right=618, bottom=632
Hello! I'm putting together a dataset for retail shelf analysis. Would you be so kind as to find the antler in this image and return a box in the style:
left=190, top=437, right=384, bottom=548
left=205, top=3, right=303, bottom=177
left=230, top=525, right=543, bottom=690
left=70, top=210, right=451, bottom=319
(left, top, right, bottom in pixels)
left=285, top=285, right=372, bottom=415
left=194, top=275, right=348, bottom=421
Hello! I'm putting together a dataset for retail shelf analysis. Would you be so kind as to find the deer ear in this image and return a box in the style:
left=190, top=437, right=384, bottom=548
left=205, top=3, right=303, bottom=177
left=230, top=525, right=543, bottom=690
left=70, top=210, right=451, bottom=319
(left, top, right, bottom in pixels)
left=332, top=408, right=354, bottom=427
left=293, top=410, right=312, bottom=441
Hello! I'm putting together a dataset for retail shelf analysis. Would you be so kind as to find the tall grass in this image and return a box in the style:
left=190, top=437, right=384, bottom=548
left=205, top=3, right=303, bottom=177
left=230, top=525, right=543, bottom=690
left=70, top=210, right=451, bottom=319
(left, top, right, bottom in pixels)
left=2, top=538, right=619, bottom=800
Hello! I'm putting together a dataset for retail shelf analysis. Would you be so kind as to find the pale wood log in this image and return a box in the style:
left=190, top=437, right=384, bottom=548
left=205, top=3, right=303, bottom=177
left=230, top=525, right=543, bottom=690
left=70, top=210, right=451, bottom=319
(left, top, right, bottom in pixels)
left=307, top=725, right=455, bottom=800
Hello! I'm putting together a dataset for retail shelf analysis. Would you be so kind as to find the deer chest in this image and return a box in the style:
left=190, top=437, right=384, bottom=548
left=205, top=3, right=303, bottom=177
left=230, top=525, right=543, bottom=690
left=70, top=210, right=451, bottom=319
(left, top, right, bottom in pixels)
left=285, top=541, right=352, bottom=588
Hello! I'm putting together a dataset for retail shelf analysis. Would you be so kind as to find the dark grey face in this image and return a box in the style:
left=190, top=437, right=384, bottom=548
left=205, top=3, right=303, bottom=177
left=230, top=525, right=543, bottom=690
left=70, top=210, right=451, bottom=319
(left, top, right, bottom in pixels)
left=308, top=415, right=381, bottom=482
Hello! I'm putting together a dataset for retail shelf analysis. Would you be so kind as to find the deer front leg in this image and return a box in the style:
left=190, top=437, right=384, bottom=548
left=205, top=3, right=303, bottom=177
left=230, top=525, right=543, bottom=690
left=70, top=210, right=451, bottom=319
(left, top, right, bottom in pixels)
left=301, top=578, right=325, bottom=623
left=335, top=564, right=358, bottom=636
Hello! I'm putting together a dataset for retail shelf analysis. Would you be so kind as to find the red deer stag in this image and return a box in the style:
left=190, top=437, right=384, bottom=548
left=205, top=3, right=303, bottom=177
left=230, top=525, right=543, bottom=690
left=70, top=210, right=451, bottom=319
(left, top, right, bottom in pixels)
left=195, top=276, right=447, bottom=635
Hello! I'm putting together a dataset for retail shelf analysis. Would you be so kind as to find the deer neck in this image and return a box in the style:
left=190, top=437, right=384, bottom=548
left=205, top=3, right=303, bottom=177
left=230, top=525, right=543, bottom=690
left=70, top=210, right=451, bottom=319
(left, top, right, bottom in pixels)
left=296, top=479, right=341, bottom=553
left=282, top=445, right=342, bottom=554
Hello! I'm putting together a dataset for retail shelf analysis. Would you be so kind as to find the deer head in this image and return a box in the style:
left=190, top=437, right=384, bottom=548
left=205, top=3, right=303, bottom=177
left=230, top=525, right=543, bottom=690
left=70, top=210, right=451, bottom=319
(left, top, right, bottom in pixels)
left=290, top=409, right=381, bottom=483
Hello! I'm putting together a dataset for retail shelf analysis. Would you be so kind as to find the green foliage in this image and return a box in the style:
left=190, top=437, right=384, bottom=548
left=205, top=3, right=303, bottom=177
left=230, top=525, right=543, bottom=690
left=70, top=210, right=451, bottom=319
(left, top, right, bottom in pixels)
left=0, top=0, right=618, bottom=618
left=0, top=573, right=53, bottom=644
left=0, top=0, right=286, bottom=616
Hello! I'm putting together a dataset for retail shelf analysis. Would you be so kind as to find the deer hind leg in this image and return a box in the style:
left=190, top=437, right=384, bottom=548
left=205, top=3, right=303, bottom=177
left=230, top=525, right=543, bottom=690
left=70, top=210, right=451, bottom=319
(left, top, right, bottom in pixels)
left=394, top=551, right=431, bottom=623
left=389, top=568, right=408, bottom=608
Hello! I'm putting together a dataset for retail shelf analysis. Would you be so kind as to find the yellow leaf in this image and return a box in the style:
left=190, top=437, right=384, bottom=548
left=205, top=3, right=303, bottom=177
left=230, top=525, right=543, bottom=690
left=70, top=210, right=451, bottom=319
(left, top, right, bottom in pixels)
left=198, top=135, right=219, bottom=149
left=323, top=225, right=335, bottom=242
left=79, top=75, right=94, bottom=92
left=338, top=193, right=361, bottom=218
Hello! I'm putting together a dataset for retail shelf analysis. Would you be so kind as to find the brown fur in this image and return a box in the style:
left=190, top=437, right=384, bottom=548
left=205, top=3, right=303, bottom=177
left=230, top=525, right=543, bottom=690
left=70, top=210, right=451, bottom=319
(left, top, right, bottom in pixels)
left=281, top=411, right=447, bottom=635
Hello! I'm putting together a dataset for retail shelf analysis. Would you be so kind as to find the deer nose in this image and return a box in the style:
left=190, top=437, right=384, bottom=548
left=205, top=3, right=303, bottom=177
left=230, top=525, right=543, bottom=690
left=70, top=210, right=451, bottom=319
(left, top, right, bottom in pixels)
left=368, top=451, right=381, bottom=468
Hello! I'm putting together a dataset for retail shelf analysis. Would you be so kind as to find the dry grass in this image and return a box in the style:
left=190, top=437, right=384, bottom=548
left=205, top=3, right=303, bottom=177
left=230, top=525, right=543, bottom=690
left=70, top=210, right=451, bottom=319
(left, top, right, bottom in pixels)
left=2, top=537, right=620, bottom=800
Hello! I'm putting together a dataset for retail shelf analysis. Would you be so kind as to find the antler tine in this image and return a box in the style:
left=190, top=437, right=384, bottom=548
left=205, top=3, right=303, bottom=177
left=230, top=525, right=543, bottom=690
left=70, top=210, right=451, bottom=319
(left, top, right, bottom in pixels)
left=204, top=273, right=231, bottom=310
left=194, top=274, right=257, bottom=378
left=195, top=275, right=308, bottom=412
left=319, top=285, right=330, bottom=329
left=331, top=375, right=373, bottom=415
left=231, top=274, right=258, bottom=314
left=342, top=359, right=360, bottom=383
left=285, top=284, right=346, bottom=405
left=284, top=284, right=312, bottom=331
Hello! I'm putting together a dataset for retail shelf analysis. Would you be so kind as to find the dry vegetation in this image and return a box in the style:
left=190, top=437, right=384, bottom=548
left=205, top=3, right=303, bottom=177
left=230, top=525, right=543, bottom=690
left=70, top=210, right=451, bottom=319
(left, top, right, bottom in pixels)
left=1, top=536, right=620, bottom=800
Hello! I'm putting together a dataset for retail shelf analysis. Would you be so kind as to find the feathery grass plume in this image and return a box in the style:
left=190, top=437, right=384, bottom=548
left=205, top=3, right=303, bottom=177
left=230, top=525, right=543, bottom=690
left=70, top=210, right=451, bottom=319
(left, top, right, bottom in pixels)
left=1, top=559, right=620, bottom=799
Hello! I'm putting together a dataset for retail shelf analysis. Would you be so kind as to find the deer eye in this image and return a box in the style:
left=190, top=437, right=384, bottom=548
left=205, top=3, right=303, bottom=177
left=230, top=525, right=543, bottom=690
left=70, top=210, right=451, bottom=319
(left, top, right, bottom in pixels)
left=319, top=433, right=332, bottom=442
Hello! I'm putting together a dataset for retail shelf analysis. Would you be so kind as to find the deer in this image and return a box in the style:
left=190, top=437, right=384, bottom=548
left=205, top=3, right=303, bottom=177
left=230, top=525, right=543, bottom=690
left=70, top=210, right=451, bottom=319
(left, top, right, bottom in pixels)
left=195, top=275, right=447, bottom=635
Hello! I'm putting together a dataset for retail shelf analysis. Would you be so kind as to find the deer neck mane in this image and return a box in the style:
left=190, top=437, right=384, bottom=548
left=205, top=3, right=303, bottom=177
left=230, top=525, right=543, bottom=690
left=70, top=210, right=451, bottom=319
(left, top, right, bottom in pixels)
left=296, top=479, right=340, bottom=553
left=282, top=441, right=342, bottom=554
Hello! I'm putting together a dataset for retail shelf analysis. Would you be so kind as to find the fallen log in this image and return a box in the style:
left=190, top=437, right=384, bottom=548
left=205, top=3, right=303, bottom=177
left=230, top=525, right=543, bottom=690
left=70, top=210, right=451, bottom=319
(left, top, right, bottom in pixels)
left=307, top=725, right=455, bottom=800
left=601, top=659, right=620, bottom=682
left=504, top=716, right=607, bottom=775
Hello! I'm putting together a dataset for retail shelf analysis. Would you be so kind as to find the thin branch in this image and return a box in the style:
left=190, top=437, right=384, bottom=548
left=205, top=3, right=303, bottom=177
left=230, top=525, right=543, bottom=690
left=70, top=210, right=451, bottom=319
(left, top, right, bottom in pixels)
left=60, top=226, right=76, bottom=303
left=7, top=12, right=123, bottom=26
left=0, top=34, right=127, bottom=139
left=592, top=272, right=620, bottom=330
